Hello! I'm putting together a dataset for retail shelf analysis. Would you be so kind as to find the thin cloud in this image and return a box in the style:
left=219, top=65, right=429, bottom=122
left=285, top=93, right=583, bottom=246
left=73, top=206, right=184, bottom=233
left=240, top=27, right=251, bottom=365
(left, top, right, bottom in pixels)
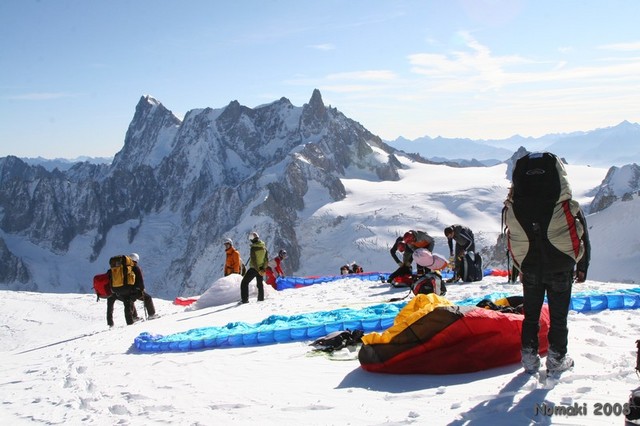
left=407, top=32, right=640, bottom=93
left=598, top=41, right=640, bottom=51
left=408, top=31, right=531, bottom=89
left=308, top=43, right=335, bottom=51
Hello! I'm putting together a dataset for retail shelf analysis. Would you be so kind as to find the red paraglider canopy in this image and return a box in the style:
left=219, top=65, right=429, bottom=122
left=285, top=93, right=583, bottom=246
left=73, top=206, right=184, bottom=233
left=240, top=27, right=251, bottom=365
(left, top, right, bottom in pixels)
left=358, top=294, right=550, bottom=374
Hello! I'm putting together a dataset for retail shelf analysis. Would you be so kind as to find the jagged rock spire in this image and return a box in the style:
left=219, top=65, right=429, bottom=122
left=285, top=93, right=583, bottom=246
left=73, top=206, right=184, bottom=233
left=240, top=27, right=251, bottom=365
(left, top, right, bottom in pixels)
left=301, top=89, right=327, bottom=131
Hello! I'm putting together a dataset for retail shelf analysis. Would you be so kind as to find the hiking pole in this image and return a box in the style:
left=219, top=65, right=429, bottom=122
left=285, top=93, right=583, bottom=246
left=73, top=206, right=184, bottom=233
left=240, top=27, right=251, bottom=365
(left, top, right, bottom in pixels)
left=388, top=288, right=412, bottom=302
left=142, top=290, right=148, bottom=320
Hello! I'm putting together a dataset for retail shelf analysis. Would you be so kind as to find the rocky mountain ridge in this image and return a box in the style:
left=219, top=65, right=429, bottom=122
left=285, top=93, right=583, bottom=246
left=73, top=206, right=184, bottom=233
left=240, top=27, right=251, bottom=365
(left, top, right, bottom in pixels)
left=0, top=90, right=401, bottom=296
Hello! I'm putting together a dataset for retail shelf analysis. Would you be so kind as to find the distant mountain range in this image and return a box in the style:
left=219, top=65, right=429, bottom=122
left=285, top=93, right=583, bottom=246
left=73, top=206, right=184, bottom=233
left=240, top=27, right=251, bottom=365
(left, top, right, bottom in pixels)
left=21, top=156, right=112, bottom=171
left=22, top=121, right=640, bottom=169
left=386, top=120, right=640, bottom=167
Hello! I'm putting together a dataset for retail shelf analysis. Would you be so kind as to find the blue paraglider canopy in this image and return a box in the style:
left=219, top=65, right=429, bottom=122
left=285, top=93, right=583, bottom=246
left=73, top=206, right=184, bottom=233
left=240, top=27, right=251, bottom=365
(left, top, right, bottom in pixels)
left=134, top=302, right=404, bottom=352
left=134, top=287, right=640, bottom=353
left=276, top=272, right=385, bottom=290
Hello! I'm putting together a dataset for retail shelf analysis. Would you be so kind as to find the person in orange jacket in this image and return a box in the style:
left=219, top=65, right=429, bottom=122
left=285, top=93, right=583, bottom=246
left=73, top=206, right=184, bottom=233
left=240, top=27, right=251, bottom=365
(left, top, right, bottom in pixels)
left=223, top=238, right=242, bottom=276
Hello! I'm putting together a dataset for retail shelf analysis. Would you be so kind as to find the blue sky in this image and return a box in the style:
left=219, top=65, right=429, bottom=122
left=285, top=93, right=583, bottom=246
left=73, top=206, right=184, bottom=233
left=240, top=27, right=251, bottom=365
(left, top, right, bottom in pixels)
left=2, top=0, right=640, bottom=159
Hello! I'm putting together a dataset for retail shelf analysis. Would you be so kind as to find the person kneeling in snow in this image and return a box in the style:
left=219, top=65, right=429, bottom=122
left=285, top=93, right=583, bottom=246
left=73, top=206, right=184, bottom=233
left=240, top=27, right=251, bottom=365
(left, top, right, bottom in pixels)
left=265, top=249, right=287, bottom=289
left=387, top=236, right=413, bottom=284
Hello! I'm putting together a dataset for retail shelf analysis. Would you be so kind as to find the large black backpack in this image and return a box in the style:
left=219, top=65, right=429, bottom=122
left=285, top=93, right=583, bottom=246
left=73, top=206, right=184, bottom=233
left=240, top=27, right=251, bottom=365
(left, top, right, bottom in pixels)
left=460, top=251, right=483, bottom=282
left=503, top=152, right=586, bottom=274
left=412, top=272, right=446, bottom=296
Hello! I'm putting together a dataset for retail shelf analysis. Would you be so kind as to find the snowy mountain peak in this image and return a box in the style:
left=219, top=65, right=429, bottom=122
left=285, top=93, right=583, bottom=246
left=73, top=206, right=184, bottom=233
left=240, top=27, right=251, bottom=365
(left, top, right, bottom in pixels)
left=142, top=94, right=161, bottom=107
left=0, top=90, right=404, bottom=296
left=590, top=163, right=640, bottom=213
left=111, top=96, right=182, bottom=170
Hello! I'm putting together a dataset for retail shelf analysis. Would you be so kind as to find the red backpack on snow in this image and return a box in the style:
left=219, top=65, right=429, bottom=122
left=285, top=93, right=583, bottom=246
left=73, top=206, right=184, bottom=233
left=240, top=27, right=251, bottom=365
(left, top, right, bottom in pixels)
left=93, top=273, right=111, bottom=301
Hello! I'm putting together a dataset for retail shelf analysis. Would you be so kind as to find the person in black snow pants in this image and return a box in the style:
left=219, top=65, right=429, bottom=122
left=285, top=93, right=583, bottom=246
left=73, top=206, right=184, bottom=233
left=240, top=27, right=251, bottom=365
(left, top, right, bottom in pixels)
left=106, top=293, right=139, bottom=327
left=444, top=225, right=475, bottom=282
left=239, top=232, right=269, bottom=303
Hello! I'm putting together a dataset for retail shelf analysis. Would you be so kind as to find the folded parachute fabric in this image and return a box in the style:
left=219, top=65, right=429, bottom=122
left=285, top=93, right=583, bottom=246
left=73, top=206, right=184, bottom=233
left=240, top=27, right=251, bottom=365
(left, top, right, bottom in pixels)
left=173, top=297, right=198, bottom=306
left=453, top=287, right=640, bottom=312
left=569, top=288, right=640, bottom=312
left=358, top=293, right=550, bottom=374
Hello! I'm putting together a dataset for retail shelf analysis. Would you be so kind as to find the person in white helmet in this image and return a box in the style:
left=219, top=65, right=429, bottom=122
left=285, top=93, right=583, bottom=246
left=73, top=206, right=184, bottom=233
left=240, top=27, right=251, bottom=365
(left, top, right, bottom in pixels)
left=126, top=253, right=157, bottom=321
left=223, top=238, right=242, bottom=276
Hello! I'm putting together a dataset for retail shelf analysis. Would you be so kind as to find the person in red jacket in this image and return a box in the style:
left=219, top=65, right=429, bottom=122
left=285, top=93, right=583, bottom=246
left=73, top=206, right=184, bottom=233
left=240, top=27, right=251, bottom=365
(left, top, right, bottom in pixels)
left=265, top=249, right=287, bottom=289
left=403, top=230, right=435, bottom=252
left=403, top=229, right=435, bottom=275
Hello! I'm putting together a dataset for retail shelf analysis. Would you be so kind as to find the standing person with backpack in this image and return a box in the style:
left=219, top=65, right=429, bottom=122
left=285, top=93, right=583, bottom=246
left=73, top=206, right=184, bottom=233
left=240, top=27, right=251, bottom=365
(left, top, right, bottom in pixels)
left=444, top=225, right=476, bottom=282
left=504, top=152, right=591, bottom=376
left=240, top=232, right=268, bottom=303
left=223, top=238, right=242, bottom=276
left=107, top=253, right=157, bottom=325
left=93, top=271, right=138, bottom=327
left=265, top=249, right=287, bottom=289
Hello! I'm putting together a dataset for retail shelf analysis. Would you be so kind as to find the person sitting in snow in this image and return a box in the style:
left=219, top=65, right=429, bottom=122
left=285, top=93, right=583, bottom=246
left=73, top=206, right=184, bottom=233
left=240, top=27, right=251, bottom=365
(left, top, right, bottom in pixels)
left=223, top=238, right=242, bottom=276
left=351, top=262, right=364, bottom=273
left=340, top=264, right=350, bottom=275
left=265, top=249, right=287, bottom=289
left=387, top=236, right=413, bottom=284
